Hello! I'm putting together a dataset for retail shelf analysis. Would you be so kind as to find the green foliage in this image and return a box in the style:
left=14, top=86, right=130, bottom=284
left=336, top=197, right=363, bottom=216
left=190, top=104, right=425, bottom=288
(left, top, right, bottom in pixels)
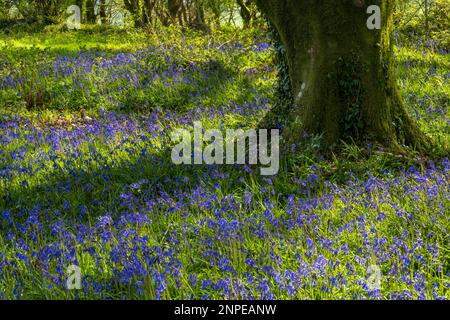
left=396, top=0, right=450, bottom=49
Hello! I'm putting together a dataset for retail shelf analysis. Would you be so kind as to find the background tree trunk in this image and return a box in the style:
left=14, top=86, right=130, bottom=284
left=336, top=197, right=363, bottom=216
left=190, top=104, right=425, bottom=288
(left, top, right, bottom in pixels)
left=237, top=0, right=256, bottom=28
left=190, top=0, right=209, bottom=31
left=237, top=0, right=252, bottom=28
left=75, top=0, right=83, bottom=22
left=256, top=0, right=429, bottom=152
left=99, top=0, right=108, bottom=24
left=123, top=0, right=142, bottom=27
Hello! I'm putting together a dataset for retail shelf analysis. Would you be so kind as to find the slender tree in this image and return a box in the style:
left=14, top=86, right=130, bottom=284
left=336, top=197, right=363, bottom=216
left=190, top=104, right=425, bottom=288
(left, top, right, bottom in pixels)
left=168, top=0, right=183, bottom=25
left=99, top=0, right=107, bottom=24
left=424, top=0, right=429, bottom=33
left=256, top=0, right=430, bottom=152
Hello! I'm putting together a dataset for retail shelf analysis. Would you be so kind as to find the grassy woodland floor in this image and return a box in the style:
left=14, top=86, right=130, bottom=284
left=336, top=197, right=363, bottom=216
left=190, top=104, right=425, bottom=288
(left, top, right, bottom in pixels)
left=0, top=26, right=449, bottom=299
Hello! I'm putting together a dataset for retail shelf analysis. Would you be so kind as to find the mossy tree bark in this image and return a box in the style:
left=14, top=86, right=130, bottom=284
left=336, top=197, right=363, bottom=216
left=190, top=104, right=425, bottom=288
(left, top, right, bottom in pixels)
left=256, top=0, right=430, bottom=152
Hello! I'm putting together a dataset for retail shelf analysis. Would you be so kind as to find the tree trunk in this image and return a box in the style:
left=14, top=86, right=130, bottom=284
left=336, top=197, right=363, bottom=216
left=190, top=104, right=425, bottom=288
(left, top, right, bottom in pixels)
left=256, top=0, right=429, bottom=152
left=190, top=0, right=209, bottom=31
left=142, top=0, right=156, bottom=25
left=75, top=0, right=83, bottom=22
left=34, top=0, right=58, bottom=24
left=99, top=0, right=108, bottom=24
left=167, top=0, right=184, bottom=25
left=124, top=0, right=142, bottom=27
left=424, top=0, right=429, bottom=34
